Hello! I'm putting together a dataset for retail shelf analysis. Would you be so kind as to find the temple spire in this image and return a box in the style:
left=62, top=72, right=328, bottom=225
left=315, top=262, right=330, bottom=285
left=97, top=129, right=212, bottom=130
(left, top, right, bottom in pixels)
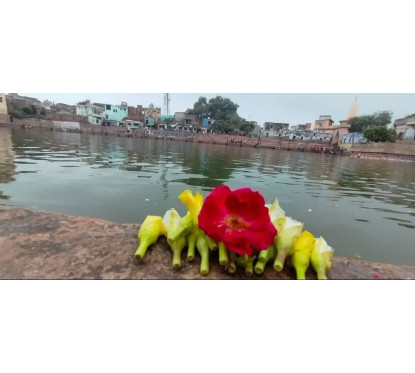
left=347, top=96, right=358, bottom=120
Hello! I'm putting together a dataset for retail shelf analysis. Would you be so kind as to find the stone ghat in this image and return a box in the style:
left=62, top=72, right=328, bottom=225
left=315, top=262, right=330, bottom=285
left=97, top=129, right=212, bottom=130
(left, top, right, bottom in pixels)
left=1, top=206, right=414, bottom=280
left=350, top=152, right=415, bottom=162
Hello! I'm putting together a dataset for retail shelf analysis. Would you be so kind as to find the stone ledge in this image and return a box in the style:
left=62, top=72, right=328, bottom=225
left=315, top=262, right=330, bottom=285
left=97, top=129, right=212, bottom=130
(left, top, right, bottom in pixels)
left=1, top=206, right=414, bottom=280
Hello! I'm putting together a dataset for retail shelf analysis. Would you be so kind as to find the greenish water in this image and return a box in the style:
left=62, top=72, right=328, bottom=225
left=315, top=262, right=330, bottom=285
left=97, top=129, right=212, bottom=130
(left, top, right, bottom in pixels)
left=1, top=127, right=415, bottom=265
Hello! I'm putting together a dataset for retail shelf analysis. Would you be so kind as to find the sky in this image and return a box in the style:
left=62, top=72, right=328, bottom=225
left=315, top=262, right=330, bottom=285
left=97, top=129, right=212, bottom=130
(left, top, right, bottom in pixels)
left=20, top=93, right=415, bottom=127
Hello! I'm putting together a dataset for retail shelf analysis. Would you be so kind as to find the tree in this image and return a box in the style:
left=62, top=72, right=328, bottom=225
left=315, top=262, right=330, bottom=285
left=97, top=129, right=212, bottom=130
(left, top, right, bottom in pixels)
left=372, top=111, right=392, bottom=126
left=188, top=95, right=256, bottom=134
left=206, top=96, right=239, bottom=121
left=211, top=119, right=233, bottom=134
left=363, top=126, right=396, bottom=142
left=187, top=96, right=208, bottom=118
left=348, top=111, right=392, bottom=132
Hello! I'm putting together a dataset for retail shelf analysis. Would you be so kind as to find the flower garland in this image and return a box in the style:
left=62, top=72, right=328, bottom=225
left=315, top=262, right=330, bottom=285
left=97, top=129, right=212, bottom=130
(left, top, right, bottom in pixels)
left=135, top=185, right=334, bottom=279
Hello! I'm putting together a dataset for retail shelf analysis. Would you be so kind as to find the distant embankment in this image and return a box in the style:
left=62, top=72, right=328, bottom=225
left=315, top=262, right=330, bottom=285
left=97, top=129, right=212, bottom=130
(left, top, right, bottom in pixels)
left=349, top=142, right=415, bottom=162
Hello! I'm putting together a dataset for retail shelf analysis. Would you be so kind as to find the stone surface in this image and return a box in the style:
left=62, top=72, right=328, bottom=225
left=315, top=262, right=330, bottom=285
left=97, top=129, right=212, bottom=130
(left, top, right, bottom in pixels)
left=0, top=206, right=414, bottom=280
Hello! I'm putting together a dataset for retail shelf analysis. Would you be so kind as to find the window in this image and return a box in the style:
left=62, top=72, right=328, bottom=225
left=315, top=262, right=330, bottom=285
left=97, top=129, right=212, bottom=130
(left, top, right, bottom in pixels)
left=106, top=105, right=111, bottom=110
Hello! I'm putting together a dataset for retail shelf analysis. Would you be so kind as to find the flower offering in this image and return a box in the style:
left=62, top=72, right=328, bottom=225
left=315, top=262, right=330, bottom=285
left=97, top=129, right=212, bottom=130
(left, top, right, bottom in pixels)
left=135, top=185, right=334, bottom=279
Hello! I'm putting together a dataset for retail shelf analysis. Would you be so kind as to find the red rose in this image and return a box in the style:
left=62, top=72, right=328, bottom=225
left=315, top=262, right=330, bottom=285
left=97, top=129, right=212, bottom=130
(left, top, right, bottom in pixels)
left=198, top=185, right=277, bottom=256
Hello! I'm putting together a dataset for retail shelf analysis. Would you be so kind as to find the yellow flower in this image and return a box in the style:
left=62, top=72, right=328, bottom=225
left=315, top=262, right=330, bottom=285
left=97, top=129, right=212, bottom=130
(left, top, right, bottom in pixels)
left=265, top=198, right=286, bottom=229
left=311, top=237, right=334, bottom=280
left=178, top=189, right=204, bottom=226
left=169, top=190, right=204, bottom=242
left=273, top=216, right=304, bottom=271
left=135, top=215, right=167, bottom=260
left=163, top=208, right=187, bottom=268
left=291, top=231, right=315, bottom=280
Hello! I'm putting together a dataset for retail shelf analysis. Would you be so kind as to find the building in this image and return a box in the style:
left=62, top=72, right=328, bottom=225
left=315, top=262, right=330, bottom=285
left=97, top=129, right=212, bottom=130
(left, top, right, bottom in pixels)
left=144, top=117, right=155, bottom=127
left=102, top=102, right=128, bottom=122
left=202, top=118, right=212, bottom=129
left=264, top=122, right=289, bottom=137
left=6, top=93, right=44, bottom=114
left=250, top=124, right=263, bottom=137
left=331, top=120, right=352, bottom=145
left=332, top=97, right=358, bottom=144
left=127, top=105, right=145, bottom=123
left=76, top=102, right=105, bottom=125
left=42, top=100, right=53, bottom=110
left=292, top=124, right=307, bottom=132
left=174, top=112, right=201, bottom=128
left=314, top=115, right=334, bottom=133
left=144, top=104, right=161, bottom=122
left=394, top=115, right=415, bottom=140
left=0, top=93, right=8, bottom=115
left=51, top=103, right=76, bottom=114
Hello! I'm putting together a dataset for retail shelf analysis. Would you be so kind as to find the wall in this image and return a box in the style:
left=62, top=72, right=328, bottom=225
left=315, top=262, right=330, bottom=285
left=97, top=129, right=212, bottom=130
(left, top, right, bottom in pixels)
left=0, top=113, right=11, bottom=123
left=0, top=94, right=8, bottom=115
left=127, top=106, right=144, bottom=122
left=350, top=142, right=415, bottom=156
left=46, top=112, right=87, bottom=122
left=53, top=121, right=80, bottom=131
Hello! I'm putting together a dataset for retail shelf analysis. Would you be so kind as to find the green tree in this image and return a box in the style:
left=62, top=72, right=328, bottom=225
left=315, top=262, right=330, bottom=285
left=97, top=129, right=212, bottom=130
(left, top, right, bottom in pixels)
left=372, top=111, right=392, bottom=126
left=363, top=126, right=396, bottom=142
left=348, top=111, right=392, bottom=132
left=211, top=119, right=233, bottom=134
left=188, top=95, right=256, bottom=135
left=348, top=115, right=373, bottom=132
left=206, top=96, right=239, bottom=121
left=187, top=96, right=208, bottom=118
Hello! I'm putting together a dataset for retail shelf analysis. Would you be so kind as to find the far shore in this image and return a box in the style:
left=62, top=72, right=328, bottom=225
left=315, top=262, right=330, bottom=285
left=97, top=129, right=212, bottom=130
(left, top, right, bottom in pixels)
left=1, top=119, right=415, bottom=162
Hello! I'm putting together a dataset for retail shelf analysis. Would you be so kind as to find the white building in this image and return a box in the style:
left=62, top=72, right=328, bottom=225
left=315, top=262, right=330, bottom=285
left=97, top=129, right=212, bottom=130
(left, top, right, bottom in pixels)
left=394, top=115, right=415, bottom=140
left=76, top=102, right=105, bottom=125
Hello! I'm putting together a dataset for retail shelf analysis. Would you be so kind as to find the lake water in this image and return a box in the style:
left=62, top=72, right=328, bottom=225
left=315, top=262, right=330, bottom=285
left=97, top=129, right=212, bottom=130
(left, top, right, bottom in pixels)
left=1, top=127, right=414, bottom=265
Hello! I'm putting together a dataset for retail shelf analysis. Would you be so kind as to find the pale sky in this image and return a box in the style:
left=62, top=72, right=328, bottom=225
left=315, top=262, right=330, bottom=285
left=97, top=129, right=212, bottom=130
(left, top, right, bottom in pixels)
left=21, top=93, right=415, bottom=127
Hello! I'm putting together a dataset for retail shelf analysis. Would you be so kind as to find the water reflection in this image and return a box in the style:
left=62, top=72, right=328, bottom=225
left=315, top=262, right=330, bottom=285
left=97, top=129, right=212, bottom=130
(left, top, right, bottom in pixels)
left=1, top=127, right=415, bottom=265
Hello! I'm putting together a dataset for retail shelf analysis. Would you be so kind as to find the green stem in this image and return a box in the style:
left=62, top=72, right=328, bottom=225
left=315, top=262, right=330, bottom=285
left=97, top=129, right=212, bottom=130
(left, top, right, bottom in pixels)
left=245, top=257, right=254, bottom=277
left=254, top=260, right=266, bottom=274
left=228, top=252, right=237, bottom=273
left=200, top=251, right=209, bottom=276
left=259, top=245, right=276, bottom=263
left=134, top=240, right=150, bottom=260
left=197, top=234, right=210, bottom=276
left=172, top=247, right=182, bottom=269
left=218, top=242, right=229, bottom=267
left=273, top=249, right=288, bottom=272
left=187, top=233, right=197, bottom=261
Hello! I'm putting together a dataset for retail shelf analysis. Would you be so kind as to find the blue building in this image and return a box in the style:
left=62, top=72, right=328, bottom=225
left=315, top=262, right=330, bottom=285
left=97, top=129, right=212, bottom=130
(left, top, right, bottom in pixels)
left=103, top=102, right=128, bottom=121
left=202, top=118, right=212, bottom=128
